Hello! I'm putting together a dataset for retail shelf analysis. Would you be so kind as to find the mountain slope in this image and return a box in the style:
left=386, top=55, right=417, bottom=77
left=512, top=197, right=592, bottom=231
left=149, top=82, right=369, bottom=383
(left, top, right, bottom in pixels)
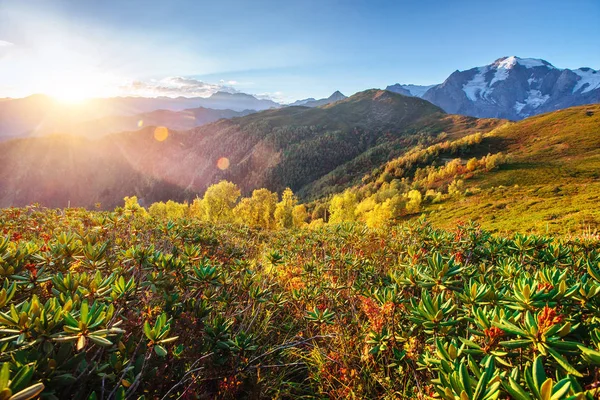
left=0, top=89, right=503, bottom=208
left=421, top=56, right=600, bottom=120
left=350, top=104, right=600, bottom=233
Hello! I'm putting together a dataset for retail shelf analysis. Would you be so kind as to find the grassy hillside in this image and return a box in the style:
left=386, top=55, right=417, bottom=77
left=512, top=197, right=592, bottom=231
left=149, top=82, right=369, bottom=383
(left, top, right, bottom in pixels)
left=310, top=103, right=600, bottom=235
left=423, top=104, right=600, bottom=234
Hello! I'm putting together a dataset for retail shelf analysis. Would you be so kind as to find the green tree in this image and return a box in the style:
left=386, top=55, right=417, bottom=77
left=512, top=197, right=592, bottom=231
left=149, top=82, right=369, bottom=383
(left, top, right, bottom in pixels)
left=189, top=197, right=206, bottom=220
left=448, top=179, right=464, bottom=197
left=466, top=157, right=478, bottom=171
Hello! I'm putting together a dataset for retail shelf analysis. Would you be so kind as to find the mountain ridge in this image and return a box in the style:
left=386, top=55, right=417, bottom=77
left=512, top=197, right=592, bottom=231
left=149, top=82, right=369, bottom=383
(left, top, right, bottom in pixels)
left=289, top=90, right=347, bottom=107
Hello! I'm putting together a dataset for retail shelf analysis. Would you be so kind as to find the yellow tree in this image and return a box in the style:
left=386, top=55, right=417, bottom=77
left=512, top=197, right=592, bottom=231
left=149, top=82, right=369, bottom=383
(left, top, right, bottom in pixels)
left=292, top=204, right=308, bottom=228
left=202, top=180, right=241, bottom=223
left=234, top=188, right=278, bottom=228
left=189, top=197, right=207, bottom=220
left=274, top=188, right=297, bottom=229
left=328, top=189, right=357, bottom=224
left=405, top=190, right=422, bottom=214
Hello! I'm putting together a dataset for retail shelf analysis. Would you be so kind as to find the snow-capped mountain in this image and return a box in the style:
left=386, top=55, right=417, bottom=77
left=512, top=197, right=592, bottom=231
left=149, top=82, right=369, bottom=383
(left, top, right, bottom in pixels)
left=386, top=84, right=436, bottom=98
left=289, top=91, right=347, bottom=107
left=419, top=56, right=600, bottom=120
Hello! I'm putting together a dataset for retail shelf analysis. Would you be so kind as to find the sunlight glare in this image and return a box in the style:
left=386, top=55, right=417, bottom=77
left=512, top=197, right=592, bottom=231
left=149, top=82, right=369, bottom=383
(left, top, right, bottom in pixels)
left=154, top=126, right=169, bottom=141
left=217, top=157, right=230, bottom=170
left=42, top=67, right=122, bottom=103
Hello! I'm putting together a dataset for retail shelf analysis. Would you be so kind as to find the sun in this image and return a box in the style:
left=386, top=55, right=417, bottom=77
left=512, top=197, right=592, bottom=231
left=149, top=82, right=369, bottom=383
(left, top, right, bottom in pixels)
left=48, top=87, right=94, bottom=104
left=42, top=68, right=121, bottom=103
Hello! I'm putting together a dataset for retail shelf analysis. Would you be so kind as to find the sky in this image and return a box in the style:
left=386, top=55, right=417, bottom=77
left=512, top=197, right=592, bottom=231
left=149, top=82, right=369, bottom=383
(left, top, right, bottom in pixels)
left=0, top=0, right=599, bottom=103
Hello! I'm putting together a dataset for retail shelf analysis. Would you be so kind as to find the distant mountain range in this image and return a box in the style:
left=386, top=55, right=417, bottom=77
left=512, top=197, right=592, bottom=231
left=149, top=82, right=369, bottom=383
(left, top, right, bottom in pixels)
left=71, top=107, right=254, bottom=138
left=0, top=90, right=351, bottom=140
left=289, top=91, right=347, bottom=107
left=1, top=85, right=597, bottom=213
left=387, top=56, right=600, bottom=120
left=385, top=84, right=435, bottom=98
left=0, top=92, right=277, bottom=140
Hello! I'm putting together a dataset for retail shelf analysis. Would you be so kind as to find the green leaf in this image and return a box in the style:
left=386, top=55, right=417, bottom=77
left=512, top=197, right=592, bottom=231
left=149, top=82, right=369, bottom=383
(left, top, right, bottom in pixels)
left=550, top=379, right=571, bottom=400
left=80, top=301, right=89, bottom=323
left=9, top=366, right=33, bottom=393
left=88, top=335, right=113, bottom=347
left=494, top=320, right=528, bottom=337
left=504, top=377, right=532, bottom=400
left=459, top=362, right=472, bottom=398
left=143, top=321, right=153, bottom=341
left=63, top=312, right=79, bottom=328
left=0, top=363, right=9, bottom=390
left=500, top=339, right=532, bottom=349
left=154, top=345, right=167, bottom=357
left=473, top=357, right=493, bottom=400
left=7, top=382, right=44, bottom=400
left=533, top=356, right=546, bottom=390
left=546, top=348, right=583, bottom=377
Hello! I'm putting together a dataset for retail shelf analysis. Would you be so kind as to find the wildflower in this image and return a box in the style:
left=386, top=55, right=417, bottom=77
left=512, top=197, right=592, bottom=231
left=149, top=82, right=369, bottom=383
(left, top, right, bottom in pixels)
left=537, top=306, right=563, bottom=333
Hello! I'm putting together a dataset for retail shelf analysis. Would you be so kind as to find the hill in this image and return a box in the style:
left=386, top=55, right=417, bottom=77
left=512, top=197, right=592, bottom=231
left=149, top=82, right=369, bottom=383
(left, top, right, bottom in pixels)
left=0, top=90, right=503, bottom=208
left=336, top=104, right=600, bottom=234
left=423, top=104, right=600, bottom=233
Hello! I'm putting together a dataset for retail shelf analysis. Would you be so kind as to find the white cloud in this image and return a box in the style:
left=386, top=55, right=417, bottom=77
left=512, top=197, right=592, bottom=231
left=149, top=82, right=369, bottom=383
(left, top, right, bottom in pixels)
left=254, top=91, right=291, bottom=104
left=0, top=40, right=14, bottom=47
left=121, top=77, right=239, bottom=98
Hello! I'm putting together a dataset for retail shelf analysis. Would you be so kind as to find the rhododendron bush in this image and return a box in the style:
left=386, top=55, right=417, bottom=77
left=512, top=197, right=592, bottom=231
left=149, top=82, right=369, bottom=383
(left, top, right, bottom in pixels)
left=0, top=205, right=599, bottom=399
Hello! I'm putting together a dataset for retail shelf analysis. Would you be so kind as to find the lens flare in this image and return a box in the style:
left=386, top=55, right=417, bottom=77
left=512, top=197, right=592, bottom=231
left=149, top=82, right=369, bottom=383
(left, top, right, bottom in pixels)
left=154, top=126, right=169, bottom=142
left=217, top=157, right=230, bottom=170
left=138, top=120, right=144, bottom=128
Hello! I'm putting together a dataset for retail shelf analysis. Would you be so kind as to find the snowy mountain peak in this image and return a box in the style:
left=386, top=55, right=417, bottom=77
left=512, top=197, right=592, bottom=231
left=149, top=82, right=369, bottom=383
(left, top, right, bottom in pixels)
left=418, top=56, right=600, bottom=120
left=573, top=68, right=600, bottom=94
left=492, top=56, right=555, bottom=70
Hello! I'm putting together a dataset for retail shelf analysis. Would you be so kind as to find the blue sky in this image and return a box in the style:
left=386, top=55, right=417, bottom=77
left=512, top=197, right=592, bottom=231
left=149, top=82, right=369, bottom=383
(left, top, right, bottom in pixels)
left=0, top=0, right=598, bottom=102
